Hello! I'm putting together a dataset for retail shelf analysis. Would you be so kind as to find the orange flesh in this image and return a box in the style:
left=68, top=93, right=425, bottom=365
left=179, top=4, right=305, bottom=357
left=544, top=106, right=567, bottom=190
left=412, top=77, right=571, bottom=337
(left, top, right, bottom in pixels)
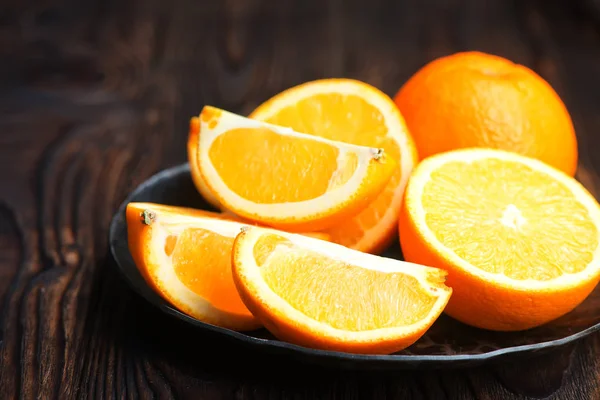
left=422, top=159, right=599, bottom=280
left=252, top=234, right=436, bottom=331
left=259, top=93, right=403, bottom=247
left=264, top=94, right=388, bottom=147
left=208, top=127, right=358, bottom=203
left=168, top=227, right=249, bottom=314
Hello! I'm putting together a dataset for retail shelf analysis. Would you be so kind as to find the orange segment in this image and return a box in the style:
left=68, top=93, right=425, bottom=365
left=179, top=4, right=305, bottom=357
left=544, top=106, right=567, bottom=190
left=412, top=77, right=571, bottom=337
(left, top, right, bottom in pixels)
left=195, top=106, right=396, bottom=232
left=400, top=148, right=600, bottom=331
left=249, top=78, right=418, bottom=253
left=232, top=227, right=452, bottom=354
left=126, top=202, right=260, bottom=331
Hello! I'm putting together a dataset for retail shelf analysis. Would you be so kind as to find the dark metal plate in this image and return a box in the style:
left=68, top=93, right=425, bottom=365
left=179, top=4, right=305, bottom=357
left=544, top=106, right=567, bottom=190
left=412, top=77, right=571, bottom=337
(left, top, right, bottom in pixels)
left=109, top=163, right=600, bottom=369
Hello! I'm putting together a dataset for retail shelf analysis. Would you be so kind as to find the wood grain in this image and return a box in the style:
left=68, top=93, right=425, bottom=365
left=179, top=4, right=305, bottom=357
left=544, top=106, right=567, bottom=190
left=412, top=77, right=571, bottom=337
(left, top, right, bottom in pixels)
left=2, top=0, right=600, bottom=398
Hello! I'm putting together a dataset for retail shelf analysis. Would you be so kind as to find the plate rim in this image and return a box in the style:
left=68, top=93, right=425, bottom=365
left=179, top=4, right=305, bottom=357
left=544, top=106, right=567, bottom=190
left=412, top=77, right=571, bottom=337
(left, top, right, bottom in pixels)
left=108, top=162, right=600, bottom=367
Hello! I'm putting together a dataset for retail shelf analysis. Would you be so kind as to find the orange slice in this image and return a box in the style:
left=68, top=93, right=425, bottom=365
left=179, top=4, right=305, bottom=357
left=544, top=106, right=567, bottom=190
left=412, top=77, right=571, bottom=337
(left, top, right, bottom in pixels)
left=231, top=227, right=452, bottom=354
left=400, top=148, right=600, bottom=331
left=126, top=202, right=260, bottom=331
left=194, top=106, right=396, bottom=232
left=249, top=78, right=418, bottom=253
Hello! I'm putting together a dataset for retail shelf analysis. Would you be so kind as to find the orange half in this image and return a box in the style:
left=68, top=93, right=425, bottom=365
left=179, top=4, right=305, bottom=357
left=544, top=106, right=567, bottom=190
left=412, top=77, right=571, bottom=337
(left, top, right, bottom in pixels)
left=400, top=149, right=600, bottom=331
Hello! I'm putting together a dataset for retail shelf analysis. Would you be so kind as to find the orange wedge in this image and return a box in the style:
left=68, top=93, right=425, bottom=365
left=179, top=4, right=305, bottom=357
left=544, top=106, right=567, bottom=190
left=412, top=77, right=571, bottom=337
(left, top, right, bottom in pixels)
left=249, top=78, right=418, bottom=253
left=231, top=227, right=452, bottom=354
left=193, top=106, right=396, bottom=232
left=400, top=149, right=600, bottom=331
left=126, top=202, right=260, bottom=331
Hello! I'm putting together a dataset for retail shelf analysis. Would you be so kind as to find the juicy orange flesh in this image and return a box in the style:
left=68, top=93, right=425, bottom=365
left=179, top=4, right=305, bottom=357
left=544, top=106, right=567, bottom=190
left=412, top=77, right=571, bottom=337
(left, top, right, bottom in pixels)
left=263, top=94, right=387, bottom=147
left=259, top=93, right=402, bottom=246
left=422, top=159, right=598, bottom=280
left=209, top=127, right=358, bottom=203
left=169, top=227, right=250, bottom=314
left=252, top=234, right=437, bottom=331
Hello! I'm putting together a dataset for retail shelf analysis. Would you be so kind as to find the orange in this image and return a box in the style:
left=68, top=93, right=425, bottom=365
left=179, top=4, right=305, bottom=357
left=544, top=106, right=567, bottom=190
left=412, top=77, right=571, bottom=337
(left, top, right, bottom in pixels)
left=394, top=51, right=578, bottom=176
left=193, top=105, right=396, bottom=233
left=249, top=78, right=418, bottom=253
left=399, top=149, right=600, bottom=331
left=126, top=202, right=261, bottom=331
left=231, top=226, right=452, bottom=354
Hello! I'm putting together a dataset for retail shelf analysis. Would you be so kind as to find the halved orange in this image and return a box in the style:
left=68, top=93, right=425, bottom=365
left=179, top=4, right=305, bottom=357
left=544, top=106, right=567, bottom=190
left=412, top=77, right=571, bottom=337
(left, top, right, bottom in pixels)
left=231, top=226, right=452, bottom=354
left=400, top=148, right=600, bottom=331
left=194, top=105, right=396, bottom=232
left=249, top=78, right=418, bottom=253
left=126, top=202, right=260, bottom=331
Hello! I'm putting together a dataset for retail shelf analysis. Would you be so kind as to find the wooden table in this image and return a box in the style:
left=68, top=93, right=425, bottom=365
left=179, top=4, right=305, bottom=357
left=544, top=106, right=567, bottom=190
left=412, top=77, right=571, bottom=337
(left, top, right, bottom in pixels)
left=2, top=0, right=600, bottom=398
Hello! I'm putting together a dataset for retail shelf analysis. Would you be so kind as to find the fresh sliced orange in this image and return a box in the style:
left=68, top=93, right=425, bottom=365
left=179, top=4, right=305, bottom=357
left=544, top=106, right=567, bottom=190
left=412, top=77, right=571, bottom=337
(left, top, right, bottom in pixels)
left=194, top=105, right=396, bottom=233
left=249, top=78, right=418, bottom=253
left=399, top=148, right=600, bottom=331
left=231, top=226, right=452, bottom=354
left=126, top=202, right=260, bottom=331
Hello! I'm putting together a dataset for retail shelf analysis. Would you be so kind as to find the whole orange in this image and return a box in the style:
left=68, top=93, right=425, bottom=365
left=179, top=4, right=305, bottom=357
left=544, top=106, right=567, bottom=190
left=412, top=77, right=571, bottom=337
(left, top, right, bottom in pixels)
left=394, top=51, right=578, bottom=176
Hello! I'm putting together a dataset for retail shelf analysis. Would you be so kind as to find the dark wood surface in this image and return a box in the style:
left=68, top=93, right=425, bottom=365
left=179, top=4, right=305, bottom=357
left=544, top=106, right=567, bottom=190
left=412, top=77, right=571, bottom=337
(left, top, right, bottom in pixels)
left=2, top=0, right=600, bottom=398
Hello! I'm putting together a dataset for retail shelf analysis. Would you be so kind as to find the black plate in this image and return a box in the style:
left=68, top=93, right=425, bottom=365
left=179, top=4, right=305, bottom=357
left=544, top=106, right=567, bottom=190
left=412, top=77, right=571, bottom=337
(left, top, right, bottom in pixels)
left=109, top=163, right=600, bottom=369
